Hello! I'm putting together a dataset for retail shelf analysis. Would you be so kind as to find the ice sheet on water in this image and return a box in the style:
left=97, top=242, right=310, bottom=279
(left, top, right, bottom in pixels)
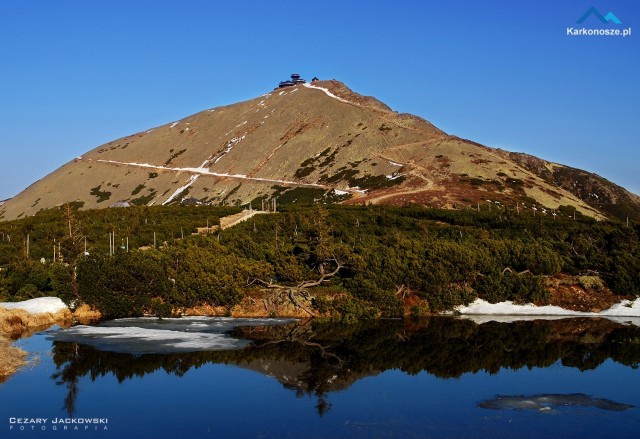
left=48, top=317, right=296, bottom=354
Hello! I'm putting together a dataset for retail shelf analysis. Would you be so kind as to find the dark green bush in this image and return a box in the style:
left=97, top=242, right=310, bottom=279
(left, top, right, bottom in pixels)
left=475, top=272, right=550, bottom=305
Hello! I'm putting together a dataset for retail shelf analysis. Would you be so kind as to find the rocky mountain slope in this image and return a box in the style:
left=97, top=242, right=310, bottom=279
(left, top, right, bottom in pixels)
left=1, top=80, right=638, bottom=222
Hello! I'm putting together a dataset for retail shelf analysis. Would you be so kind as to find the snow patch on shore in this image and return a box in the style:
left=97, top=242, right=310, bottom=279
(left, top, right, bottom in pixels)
left=0, top=297, right=68, bottom=314
left=456, top=298, right=640, bottom=325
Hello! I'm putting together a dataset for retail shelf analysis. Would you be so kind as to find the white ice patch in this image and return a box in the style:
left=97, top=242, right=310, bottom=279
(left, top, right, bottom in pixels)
left=333, top=189, right=349, bottom=196
left=386, top=174, right=402, bottom=180
left=303, top=82, right=352, bottom=104
left=0, top=297, right=68, bottom=314
left=388, top=161, right=403, bottom=167
left=455, top=298, right=640, bottom=326
left=48, top=317, right=296, bottom=354
left=170, top=122, right=179, bottom=128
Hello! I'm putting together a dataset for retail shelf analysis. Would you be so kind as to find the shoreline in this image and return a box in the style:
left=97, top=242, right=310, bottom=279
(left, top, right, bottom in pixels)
left=2, top=292, right=640, bottom=340
left=0, top=295, right=638, bottom=382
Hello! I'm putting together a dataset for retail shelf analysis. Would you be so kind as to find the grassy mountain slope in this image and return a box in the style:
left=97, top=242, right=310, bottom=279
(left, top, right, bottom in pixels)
left=1, top=80, right=638, bottom=221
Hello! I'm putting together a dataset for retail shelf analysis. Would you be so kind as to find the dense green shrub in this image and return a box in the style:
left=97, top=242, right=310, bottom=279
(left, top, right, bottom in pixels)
left=326, top=295, right=379, bottom=323
left=425, top=286, right=477, bottom=312
left=1, top=203, right=638, bottom=319
left=475, top=272, right=550, bottom=305
left=77, top=251, right=172, bottom=318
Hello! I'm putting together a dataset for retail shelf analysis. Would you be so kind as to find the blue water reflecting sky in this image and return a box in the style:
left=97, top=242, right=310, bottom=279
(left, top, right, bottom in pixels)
left=2, top=320, right=639, bottom=438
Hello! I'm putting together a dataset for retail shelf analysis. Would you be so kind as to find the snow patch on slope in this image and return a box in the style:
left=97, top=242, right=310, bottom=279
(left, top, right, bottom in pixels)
left=163, top=174, right=200, bottom=205
left=97, top=159, right=336, bottom=191
left=303, top=83, right=352, bottom=104
left=213, top=135, right=246, bottom=164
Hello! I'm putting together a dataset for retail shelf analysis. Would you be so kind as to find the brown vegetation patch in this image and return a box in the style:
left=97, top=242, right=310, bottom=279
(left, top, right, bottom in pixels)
left=182, top=303, right=228, bottom=317
left=73, top=304, right=102, bottom=325
left=231, top=289, right=314, bottom=318
left=544, top=274, right=624, bottom=312
left=0, top=307, right=73, bottom=339
left=436, top=155, right=452, bottom=168
left=0, top=336, right=28, bottom=383
left=182, top=288, right=338, bottom=319
left=400, top=292, right=430, bottom=317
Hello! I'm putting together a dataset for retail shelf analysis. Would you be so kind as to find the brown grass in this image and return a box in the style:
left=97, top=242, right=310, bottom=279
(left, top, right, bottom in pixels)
left=181, top=289, right=322, bottom=319
left=72, top=304, right=102, bottom=325
left=544, top=274, right=623, bottom=312
left=0, top=306, right=73, bottom=339
left=0, top=335, right=28, bottom=383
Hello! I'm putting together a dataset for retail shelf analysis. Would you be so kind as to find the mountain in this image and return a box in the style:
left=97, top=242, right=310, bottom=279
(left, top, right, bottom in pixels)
left=1, top=80, right=639, bottom=222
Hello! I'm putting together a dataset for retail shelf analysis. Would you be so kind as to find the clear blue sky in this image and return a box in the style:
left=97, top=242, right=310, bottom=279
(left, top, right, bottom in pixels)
left=1, top=0, right=638, bottom=200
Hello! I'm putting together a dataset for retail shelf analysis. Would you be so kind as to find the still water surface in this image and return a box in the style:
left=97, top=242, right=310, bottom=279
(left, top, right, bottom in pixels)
left=1, top=317, right=639, bottom=438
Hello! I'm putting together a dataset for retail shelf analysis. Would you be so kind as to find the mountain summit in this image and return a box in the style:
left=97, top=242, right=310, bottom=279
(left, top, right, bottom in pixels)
left=1, top=79, right=639, bottom=221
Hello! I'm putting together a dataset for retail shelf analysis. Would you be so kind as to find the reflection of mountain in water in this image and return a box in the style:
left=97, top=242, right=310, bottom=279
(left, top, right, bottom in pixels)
left=52, top=317, right=640, bottom=416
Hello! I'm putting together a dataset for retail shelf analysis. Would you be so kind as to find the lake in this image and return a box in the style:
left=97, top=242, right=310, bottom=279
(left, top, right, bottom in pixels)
left=1, top=316, right=639, bottom=438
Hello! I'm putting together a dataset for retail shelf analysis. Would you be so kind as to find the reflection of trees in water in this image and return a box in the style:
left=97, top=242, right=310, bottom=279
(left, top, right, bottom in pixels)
left=51, top=317, right=640, bottom=416
left=51, top=343, right=80, bottom=416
